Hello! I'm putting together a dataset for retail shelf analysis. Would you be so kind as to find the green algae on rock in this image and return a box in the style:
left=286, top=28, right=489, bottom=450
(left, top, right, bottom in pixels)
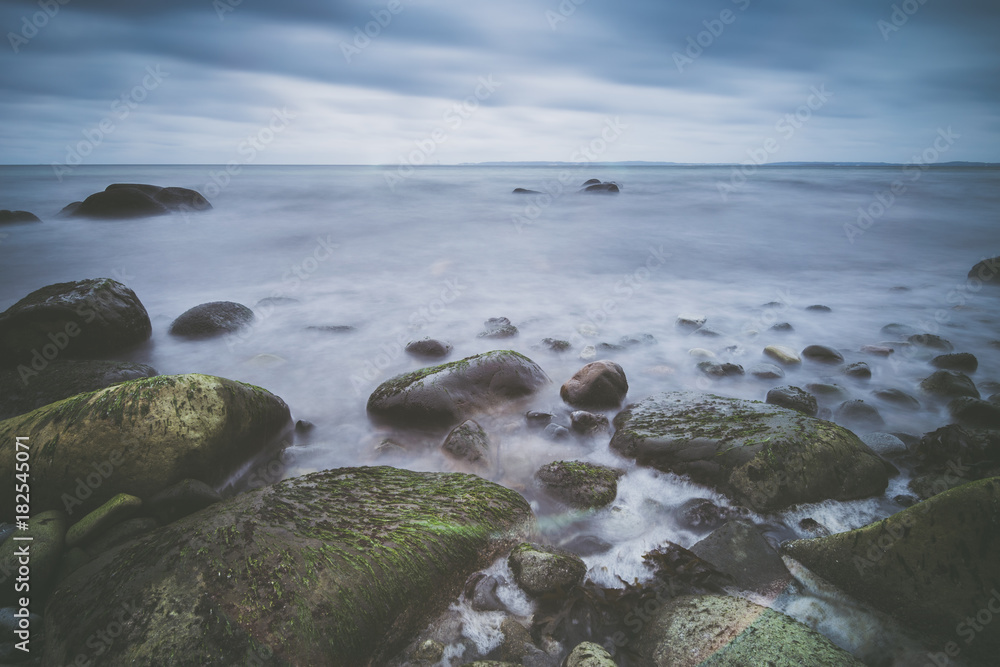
left=0, top=373, right=290, bottom=518
left=535, top=461, right=622, bottom=509
left=609, top=392, right=888, bottom=512
left=367, top=350, right=550, bottom=428
left=41, top=466, right=533, bottom=666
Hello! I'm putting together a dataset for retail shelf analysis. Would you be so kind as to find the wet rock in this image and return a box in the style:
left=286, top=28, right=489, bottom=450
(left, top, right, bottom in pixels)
left=835, top=400, right=885, bottom=430
left=41, top=467, right=532, bottom=666
left=254, top=296, right=299, bottom=308
left=690, top=519, right=790, bottom=595
left=375, top=438, right=407, bottom=459
left=675, top=498, right=746, bottom=532
left=675, top=315, right=706, bottom=331
left=748, top=363, right=784, bottom=380
left=442, top=419, right=491, bottom=468
left=619, top=333, right=656, bottom=347
left=306, top=324, right=355, bottom=334
left=560, top=534, right=612, bottom=556
left=294, top=419, right=314, bottom=434
left=526, top=411, right=554, bottom=428
left=783, top=478, right=1000, bottom=664
left=580, top=182, right=619, bottom=193
left=843, top=361, right=871, bottom=379
left=508, top=543, right=586, bottom=596
left=538, top=338, right=571, bottom=352
left=464, top=572, right=507, bottom=612
left=0, top=510, right=65, bottom=606
left=146, top=479, right=222, bottom=525
left=569, top=410, right=609, bottom=435
left=512, top=188, right=542, bottom=194
left=693, top=325, right=725, bottom=338
left=560, top=360, right=628, bottom=409
left=578, top=345, right=596, bottom=361
left=806, top=383, right=850, bottom=403
left=967, top=256, right=1000, bottom=284
left=478, top=317, right=518, bottom=339
left=880, top=323, right=917, bottom=337
left=871, top=388, right=921, bottom=411
left=860, top=432, right=908, bottom=457
left=367, top=350, right=549, bottom=428
left=405, top=338, right=452, bottom=359
left=765, top=385, right=818, bottom=417
left=486, top=617, right=534, bottom=663
left=769, top=322, right=794, bottom=332
left=0, top=210, right=41, bottom=224
left=907, top=333, right=953, bottom=352
left=542, top=423, right=571, bottom=441
left=948, top=397, right=1000, bottom=429
left=169, top=301, right=254, bottom=338
left=861, top=345, right=894, bottom=357
left=0, top=278, right=152, bottom=368
left=565, top=642, right=616, bottom=667
left=688, top=348, right=715, bottom=359
left=801, top=344, right=844, bottom=364
left=635, top=594, right=864, bottom=667
left=63, top=183, right=211, bottom=219
left=65, top=493, right=142, bottom=548
left=582, top=179, right=602, bottom=186
left=805, top=304, right=832, bottom=313
left=919, top=370, right=979, bottom=400
left=931, top=352, right=978, bottom=372
left=596, top=342, right=625, bottom=352
left=696, top=361, right=743, bottom=379
left=610, top=392, right=888, bottom=512
left=0, top=359, right=158, bottom=420
left=0, top=374, right=290, bottom=517
left=535, top=461, right=622, bottom=509
left=763, top=345, right=801, bottom=365
left=84, top=517, right=159, bottom=556
left=798, top=517, right=831, bottom=537
left=912, top=424, right=1000, bottom=468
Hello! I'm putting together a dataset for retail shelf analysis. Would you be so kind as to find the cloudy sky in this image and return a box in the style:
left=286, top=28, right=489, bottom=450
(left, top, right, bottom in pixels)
left=1, top=0, right=998, bottom=165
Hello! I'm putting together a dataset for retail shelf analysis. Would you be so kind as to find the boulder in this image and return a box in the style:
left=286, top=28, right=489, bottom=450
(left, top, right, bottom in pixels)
left=442, top=419, right=491, bottom=468
left=0, top=374, right=290, bottom=518
left=931, top=352, right=978, bottom=372
left=41, top=467, right=532, bottom=666
left=569, top=410, right=609, bottom=434
left=748, top=363, right=784, bottom=379
left=478, top=317, right=518, bottom=339
left=609, top=392, right=888, bottom=512
left=783, top=478, right=1000, bottom=663
left=674, top=498, right=746, bottom=532
left=843, top=361, right=871, bottom=379
left=912, top=424, right=1000, bottom=468
left=512, top=188, right=541, bottom=194
left=871, top=388, right=921, bottom=411
left=0, top=278, right=152, bottom=368
left=507, top=543, right=586, bottom=596
left=907, top=333, right=953, bottom=352
left=169, top=301, right=255, bottom=338
left=0, top=210, right=41, bottom=224
left=580, top=182, right=619, bottom=193
left=65, top=493, right=142, bottom=548
left=635, top=594, right=864, bottom=666
left=146, top=478, right=222, bottom=525
left=565, top=642, right=616, bottom=667
left=920, top=370, right=979, bottom=400
left=538, top=338, right=571, bottom=352
left=765, top=385, right=817, bottom=417
left=801, top=344, right=844, bottom=364
left=805, top=304, right=832, bottom=312
left=948, top=397, right=1000, bottom=429
left=366, top=350, right=549, bottom=428
left=405, top=338, right=452, bottom=358
left=834, top=400, right=886, bottom=430
left=65, top=184, right=211, bottom=219
left=535, top=461, right=622, bottom=509
left=0, top=359, right=158, bottom=419
left=560, top=360, right=628, bottom=409
left=697, top=361, right=744, bottom=378
left=689, top=520, right=790, bottom=595
left=968, top=256, right=1000, bottom=284
left=763, top=344, right=801, bottom=365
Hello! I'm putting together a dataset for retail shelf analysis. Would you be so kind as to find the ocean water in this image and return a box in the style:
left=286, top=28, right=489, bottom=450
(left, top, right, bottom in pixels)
left=2, top=164, right=999, bottom=663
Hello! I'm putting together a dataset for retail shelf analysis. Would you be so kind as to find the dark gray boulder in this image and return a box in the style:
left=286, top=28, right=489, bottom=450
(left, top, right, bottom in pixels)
left=560, top=360, right=628, bottom=409
left=690, top=519, right=790, bottom=595
left=169, top=301, right=255, bottom=338
left=442, top=419, right=491, bottom=468
left=931, top=352, right=978, bottom=372
left=967, top=256, right=1000, bottom=284
left=65, top=184, right=211, bottom=219
left=405, top=338, right=452, bottom=359
left=478, top=317, right=518, bottom=339
left=835, top=399, right=886, bottom=430
left=507, top=543, right=586, bottom=596
left=920, top=370, right=979, bottom=400
left=0, top=210, right=41, bottom=224
left=765, top=385, right=818, bottom=417
left=801, top=344, right=844, bottom=364
left=948, top=397, right=1000, bottom=429
left=535, top=461, right=622, bottom=509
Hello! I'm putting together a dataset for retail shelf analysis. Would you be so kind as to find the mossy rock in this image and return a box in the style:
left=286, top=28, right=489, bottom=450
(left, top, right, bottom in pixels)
left=535, top=461, right=622, bottom=509
left=65, top=492, right=142, bottom=548
left=508, top=542, right=586, bottom=596
left=367, top=350, right=550, bottom=428
left=566, top=641, right=617, bottom=667
left=0, top=374, right=291, bottom=519
left=609, top=392, right=888, bottom=512
left=636, top=594, right=863, bottom=666
left=783, top=477, right=1000, bottom=663
left=41, top=466, right=533, bottom=666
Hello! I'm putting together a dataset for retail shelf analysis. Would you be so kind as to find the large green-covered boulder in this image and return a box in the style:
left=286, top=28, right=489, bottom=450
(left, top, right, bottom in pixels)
left=0, top=374, right=290, bottom=519
left=609, top=392, right=888, bottom=512
left=635, top=594, right=863, bottom=666
left=783, top=477, right=1000, bottom=663
left=367, top=350, right=550, bottom=428
left=41, top=466, right=533, bottom=666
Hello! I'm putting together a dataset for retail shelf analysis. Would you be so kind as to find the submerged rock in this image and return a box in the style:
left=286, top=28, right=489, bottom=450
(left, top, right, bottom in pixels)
left=675, top=498, right=747, bottom=532
left=783, top=477, right=1000, bottom=664
left=834, top=399, right=886, bottom=430
left=948, top=397, right=1000, bottom=429
left=0, top=374, right=290, bottom=517
left=580, top=182, right=619, bottom=193
left=41, top=467, right=532, bottom=666
left=0, top=278, right=152, bottom=368
left=169, top=301, right=255, bottom=338
left=569, top=410, right=609, bottom=434
left=367, top=350, right=549, bottom=428
left=912, top=424, right=1000, bottom=468
left=478, top=317, right=518, bottom=339
left=801, top=344, right=844, bottom=364
left=690, top=519, right=790, bottom=595
left=0, top=210, right=41, bottom=224
left=968, top=256, right=1000, bottom=284
left=763, top=344, right=801, bottom=365
left=405, top=338, right=452, bottom=359
left=871, top=388, right=921, bottom=411
left=609, top=392, right=888, bottom=512
left=748, top=363, right=784, bottom=380
left=508, top=543, right=586, bottom=596
left=765, top=385, right=818, bottom=417
left=560, top=360, right=628, bottom=409
left=512, top=188, right=542, bottom=194
left=442, top=419, right=491, bottom=468
left=697, top=361, right=744, bottom=378
left=920, top=369, right=979, bottom=400
left=843, top=361, right=871, bottom=379
left=907, top=333, right=953, bottom=352
left=535, top=461, right=622, bottom=509
left=62, top=183, right=211, bottom=219
left=931, top=352, right=978, bottom=372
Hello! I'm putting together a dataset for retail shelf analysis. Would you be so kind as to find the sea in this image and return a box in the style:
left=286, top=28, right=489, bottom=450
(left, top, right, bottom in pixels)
left=1, top=164, right=999, bottom=665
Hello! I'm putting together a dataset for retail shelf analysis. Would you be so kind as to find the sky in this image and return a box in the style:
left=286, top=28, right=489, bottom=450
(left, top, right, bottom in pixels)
left=0, top=0, right=998, bottom=166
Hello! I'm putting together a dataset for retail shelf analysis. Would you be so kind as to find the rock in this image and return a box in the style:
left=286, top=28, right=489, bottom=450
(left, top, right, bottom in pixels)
left=912, top=424, right=1000, bottom=467
left=907, top=473, right=969, bottom=501
left=596, top=342, right=625, bottom=352
left=478, top=317, right=518, bottom=339
left=0, top=374, right=290, bottom=517
left=565, top=641, right=616, bottom=667
left=0, top=359, right=158, bottom=420
left=693, top=325, right=725, bottom=338
left=861, top=345, right=894, bottom=356
left=675, top=498, right=746, bottom=532
left=690, top=519, right=790, bottom=595
left=920, top=370, right=980, bottom=399
left=375, top=439, right=407, bottom=459
left=619, top=333, right=656, bottom=347
left=0, top=278, right=152, bottom=368
left=538, top=338, right=571, bottom=352
left=763, top=345, right=801, bottom=365
left=65, top=184, right=211, bottom=219
left=688, top=348, right=715, bottom=359
left=559, top=361, right=628, bottom=409
left=907, top=333, right=953, bottom=352
left=488, top=617, right=533, bottom=663
left=306, top=324, right=355, bottom=334
left=676, top=315, right=706, bottom=331
left=948, top=397, right=1000, bottom=429
left=834, top=400, right=885, bottom=430
left=560, top=534, right=612, bottom=556
left=843, top=361, right=871, bottom=379
left=569, top=411, right=609, bottom=434
left=931, top=352, right=978, bottom=372
left=65, top=493, right=142, bottom=548
left=294, top=419, right=314, bottom=433
left=0, top=210, right=41, bottom=224
left=41, top=466, right=532, bottom=666
left=507, top=543, right=586, bottom=596
left=254, top=296, right=299, bottom=308
left=542, top=423, right=571, bottom=441
left=765, top=386, right=818, bottom=417
left=697, top=361, right=744, bottom=378
left=881, top=323, right=917, bottom=337
left=512, top=188, right=541, bottom=194
left=535, top=461, right=622, bottom=509
left=871, top=388, right=921, bottom=411
left=405, top=338, right=452, bottom=359
left=464, top=572, right=507, bottom=612
left=442, top=420, right=491, bottom=468
left=748, top=363, right=784, bottom=379
left=0, top=510, right=66, bottom=606
left=798, top=517, right=831, bottom=537
left=635, top=594, right=864, bottom=667
left=580, top=182, right=619, bottom=193
left=801, top=344, right=844, bottom=364
left=769, top=322, right=794, bottom=332
left=967, top=256, right=1000, bottom=284
left=525, top=411, right=553, bottom=428
left=860, top=432, right=908, bottom=457
left=146, top=479, right=223, bottom=525
left=783, top=478, right=1000, bottom=664
left=84, top=517, right=159, bottom=556
left=805, top=304, right=832, bottom=312
left=582, top=179, right=602, bottom=186
left=609, top=392, right=888, bottom=512
left=806, top=383, right=849, bottom=402
left=169, top=301, right=254, bottom=338
left=366, top=350, right=549, bottom=428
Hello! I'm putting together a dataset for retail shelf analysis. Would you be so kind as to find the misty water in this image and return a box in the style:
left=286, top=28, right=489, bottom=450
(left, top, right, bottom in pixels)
left=2, top=164, right=999, bottom=664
